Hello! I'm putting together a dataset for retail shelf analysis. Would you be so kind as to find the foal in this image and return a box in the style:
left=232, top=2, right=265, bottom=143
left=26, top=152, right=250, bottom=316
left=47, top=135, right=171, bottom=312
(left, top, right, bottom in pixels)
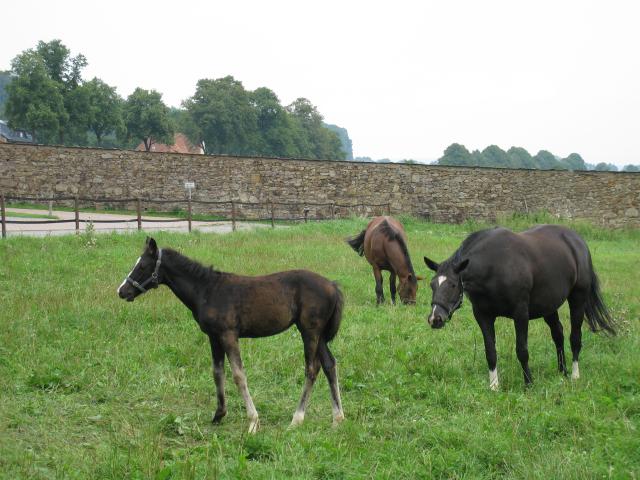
left=118, top=237, right=345, bottom=433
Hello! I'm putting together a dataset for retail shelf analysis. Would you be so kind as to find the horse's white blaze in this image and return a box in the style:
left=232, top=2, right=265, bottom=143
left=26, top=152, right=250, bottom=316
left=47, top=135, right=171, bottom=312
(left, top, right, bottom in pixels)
left=437, top=275, right=447, bottom=286
left=571, top=361, right=580, bottom=380
left=118, top=257, right=141, bottom=293
left=428, top=305, right=437, bottom=324
left=489, top=368, right=499, bottom=390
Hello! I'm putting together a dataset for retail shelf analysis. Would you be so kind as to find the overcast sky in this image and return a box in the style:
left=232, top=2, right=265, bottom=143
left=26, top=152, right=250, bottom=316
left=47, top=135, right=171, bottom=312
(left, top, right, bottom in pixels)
left=2, top=0, right=639, bottom=166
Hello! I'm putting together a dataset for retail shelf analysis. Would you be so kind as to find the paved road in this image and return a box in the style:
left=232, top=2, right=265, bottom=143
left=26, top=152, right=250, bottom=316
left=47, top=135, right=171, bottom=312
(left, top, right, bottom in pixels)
left=3, top=208, right=271, bottom=237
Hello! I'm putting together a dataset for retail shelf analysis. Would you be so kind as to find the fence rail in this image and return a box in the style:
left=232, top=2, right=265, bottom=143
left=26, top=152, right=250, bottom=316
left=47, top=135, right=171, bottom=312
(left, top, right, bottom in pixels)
left=0, top=194, right=391, bottom=238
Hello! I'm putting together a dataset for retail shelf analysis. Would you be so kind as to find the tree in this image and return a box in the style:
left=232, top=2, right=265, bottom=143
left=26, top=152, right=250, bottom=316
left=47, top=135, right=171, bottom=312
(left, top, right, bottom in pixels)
left=622, top=164, right=640, bottom=172
left=5, top=52, right=67, bottom=143
left=561, top=153, right=587, bottom=171
left=123, top=88, right=174, bottom=151
left=481, top=145, right=512, bottom=168
left=594, top=162, right=618, bottom=172
left=533, top=150, right=563, bottom=170
left=183, top=76, right=258, bottom=155
left=81, top=78, right=124, bottom=145
left=438, top=143, right=472, bottom=166
left=286, top=98, right=344, bottom=160
left=250, top=87, right=297, bottom=157
left=507, top=147, right=536, bottom=169
left=7, top=40, right=88, bottom=144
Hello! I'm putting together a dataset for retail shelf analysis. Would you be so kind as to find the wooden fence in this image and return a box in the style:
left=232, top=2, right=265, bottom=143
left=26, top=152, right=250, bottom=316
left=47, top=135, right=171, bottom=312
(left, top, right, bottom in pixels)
left=0, top=194, right=391, bottom=238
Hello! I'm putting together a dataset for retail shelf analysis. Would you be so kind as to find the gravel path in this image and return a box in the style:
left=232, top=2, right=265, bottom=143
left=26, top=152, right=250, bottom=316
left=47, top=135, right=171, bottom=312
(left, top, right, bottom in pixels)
left=3, top=208, right=271, bottom=237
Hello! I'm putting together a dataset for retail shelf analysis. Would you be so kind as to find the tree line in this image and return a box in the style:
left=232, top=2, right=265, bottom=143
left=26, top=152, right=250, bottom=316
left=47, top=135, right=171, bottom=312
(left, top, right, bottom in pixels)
left=0, top=40, right=348, bottom=160
left=438, top=143, right=639, bottom=172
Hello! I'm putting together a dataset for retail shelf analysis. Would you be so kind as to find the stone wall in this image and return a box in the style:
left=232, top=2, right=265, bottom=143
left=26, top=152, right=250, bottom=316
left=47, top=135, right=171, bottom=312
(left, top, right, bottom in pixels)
left=1, top=143, right=639, bottom=227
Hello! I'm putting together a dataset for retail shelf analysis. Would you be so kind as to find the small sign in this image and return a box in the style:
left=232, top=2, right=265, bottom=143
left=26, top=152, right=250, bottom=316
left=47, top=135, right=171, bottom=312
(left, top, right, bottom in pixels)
left=184, top=181, right=195, bottom=189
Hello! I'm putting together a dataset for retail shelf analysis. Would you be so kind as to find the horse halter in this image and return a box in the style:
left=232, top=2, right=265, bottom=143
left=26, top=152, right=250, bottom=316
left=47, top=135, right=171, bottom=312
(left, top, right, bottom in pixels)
left=431, top=280, right=464, bottom=319
left=127, top=249, right=163, bottom=293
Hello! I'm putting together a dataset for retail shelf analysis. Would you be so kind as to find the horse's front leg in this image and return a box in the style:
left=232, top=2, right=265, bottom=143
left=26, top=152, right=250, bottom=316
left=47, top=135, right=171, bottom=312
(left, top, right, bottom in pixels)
left=221, top=331, right=259, bottom=433
left=373, top=266, right=384, bottom=305
left=389, top=272, right=397, bottom=305
left=208, top=335, right=227, bottom=423
left=473, top=307, right=499, bottom=390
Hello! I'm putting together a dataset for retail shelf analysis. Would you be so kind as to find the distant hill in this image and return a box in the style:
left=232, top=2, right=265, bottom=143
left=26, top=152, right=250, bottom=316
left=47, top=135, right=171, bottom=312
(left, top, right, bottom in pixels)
left=0, top=71, right=12, bottom=116
left=324, top=123, right=353, bottom=160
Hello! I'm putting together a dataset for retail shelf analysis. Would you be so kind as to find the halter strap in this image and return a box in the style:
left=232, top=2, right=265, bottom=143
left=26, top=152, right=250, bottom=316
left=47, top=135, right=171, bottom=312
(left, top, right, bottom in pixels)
left=431, top=284, right=464, bottom=318
left=127, top=249, right=162, bottom=293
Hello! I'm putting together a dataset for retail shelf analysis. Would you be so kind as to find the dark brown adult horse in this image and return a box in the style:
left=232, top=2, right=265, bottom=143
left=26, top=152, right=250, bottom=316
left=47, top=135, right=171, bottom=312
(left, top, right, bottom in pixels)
left=423, top=225, right=615, bottom=389
left=118, top=237, right=345, bottom=433
left=347, top=216, right=421, bottom=305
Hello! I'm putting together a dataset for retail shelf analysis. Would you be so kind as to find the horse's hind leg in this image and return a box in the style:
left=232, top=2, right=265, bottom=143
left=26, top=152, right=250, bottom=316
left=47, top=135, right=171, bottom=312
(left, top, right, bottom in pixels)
left=291, top=332, right=321, bottom=427
left=513, top=306, right=533, bottom=386
left=208, top=335, right=227, bottom=423
left=373, top=266, right=384, bottom=305
left=389, top=272, right=397, bottom=305
left=543, top=311, right=568, bottom=375
left=220, top=332, right=259, bottom=434
left=568, top=293, right=586, bottom=380
left=318, top=340, right=345, bottom=426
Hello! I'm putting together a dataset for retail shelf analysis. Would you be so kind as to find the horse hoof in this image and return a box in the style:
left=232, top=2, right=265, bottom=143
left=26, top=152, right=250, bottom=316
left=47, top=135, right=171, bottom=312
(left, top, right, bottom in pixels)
left=332, top=414, right=345, bottom=427
left=289, top=412, right=305, bottom=428
left=212, top=410, right=227, bottom=424
left=248, top=418, right=260, bottom=434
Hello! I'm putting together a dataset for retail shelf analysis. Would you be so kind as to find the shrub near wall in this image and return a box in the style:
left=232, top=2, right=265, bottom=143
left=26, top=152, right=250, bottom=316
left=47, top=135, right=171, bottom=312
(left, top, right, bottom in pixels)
left=1, top=143, right=639, bottom=227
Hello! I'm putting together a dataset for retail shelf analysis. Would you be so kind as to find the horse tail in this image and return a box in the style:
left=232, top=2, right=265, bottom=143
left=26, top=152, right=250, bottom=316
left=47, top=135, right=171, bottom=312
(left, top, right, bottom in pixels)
left=346, top=230, right=366, bottom=256
left=324, top=283, right=344, bottom=343
left=584, top=255, right=616, bottom=335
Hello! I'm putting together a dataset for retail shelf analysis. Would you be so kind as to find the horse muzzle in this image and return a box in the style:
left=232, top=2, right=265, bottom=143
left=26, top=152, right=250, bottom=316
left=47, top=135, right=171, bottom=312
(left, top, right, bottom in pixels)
left=428, top=314, right=445, bottom=329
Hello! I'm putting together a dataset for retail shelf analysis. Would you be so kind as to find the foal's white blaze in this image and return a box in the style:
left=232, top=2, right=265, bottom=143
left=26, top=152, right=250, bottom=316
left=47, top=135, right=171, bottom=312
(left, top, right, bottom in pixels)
left=118, top=257, right=141, bottom=294
left=571, top=361, right=580, bottom=380
left=489, top=368, right=499, bottom=390
left=437, top=275, right=447, bottom=286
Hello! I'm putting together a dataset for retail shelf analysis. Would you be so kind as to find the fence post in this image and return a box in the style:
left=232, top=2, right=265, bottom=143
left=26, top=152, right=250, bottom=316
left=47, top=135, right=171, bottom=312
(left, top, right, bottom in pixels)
left=304, top=207, right=309, bottom=223
left=231, top=201, right=236, bottom=232
left=387, top=202, right=391, bottom=216
left=270, top=202, right=275, bottom=229
left=136, top=198, right=142, bottom=231
left=187, top=197, right=192, bottom=233
left=1, top=194, right=6, bottom=239
left=74, top=196, right=80, bottom=234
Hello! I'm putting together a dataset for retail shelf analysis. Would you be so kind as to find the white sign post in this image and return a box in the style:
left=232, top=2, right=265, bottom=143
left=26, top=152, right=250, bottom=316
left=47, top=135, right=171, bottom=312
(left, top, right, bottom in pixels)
left=184, top=181, right=195, bottom=200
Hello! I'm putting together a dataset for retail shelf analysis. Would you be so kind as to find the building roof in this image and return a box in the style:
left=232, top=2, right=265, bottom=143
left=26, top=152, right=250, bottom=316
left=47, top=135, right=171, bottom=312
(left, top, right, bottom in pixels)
left=0, top=120, right=34, bottom=143
left=135, top=133, right=203, bottom=154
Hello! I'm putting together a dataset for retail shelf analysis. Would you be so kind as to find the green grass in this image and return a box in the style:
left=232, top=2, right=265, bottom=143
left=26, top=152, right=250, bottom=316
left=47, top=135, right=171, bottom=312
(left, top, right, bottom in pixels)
left=0, top=218, right=638, bottom=479
left=4, top=210, right=59, bottom=219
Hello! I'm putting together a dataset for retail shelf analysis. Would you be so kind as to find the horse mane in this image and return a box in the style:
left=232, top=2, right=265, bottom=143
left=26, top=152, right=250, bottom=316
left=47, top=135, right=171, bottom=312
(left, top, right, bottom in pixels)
left=442, top=227, right=497, bottom=269
left=378, top=220, right=416, bottom=275
left=163, top=248, right=227, bottom=283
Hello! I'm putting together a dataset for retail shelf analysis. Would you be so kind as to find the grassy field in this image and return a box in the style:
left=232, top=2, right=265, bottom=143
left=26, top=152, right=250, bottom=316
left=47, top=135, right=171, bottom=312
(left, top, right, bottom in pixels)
left=0, top=217, right=638, bottom=479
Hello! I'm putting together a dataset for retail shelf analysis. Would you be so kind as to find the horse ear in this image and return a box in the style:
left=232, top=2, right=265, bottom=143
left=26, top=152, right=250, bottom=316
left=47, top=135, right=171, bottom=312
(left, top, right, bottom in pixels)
left=424, top=256, right=439, bottom=272
left=146, top=237, right=158, bottom=255
left=454, top=258, right=469, bottom=274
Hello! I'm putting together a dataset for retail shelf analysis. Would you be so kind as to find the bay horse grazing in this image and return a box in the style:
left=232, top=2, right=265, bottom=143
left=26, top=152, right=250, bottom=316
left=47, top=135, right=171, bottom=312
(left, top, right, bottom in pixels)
left=423, top=225, right=615, bottom=389
left=118, top=237, right=345, bottom=433
left=347, top=216, right=421, bottom=305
